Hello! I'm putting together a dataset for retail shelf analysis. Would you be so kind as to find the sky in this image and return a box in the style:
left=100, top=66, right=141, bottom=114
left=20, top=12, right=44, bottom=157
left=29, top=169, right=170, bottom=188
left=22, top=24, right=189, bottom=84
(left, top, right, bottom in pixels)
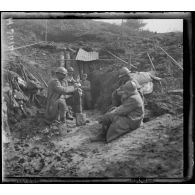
left=95, top=19, right=183, bottom=33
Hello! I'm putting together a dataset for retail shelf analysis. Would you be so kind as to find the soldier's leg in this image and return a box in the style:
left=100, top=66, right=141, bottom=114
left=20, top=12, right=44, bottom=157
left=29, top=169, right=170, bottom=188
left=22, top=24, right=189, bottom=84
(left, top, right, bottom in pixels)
left=106, top=116, right=131, bottom=142
left=91, top=114, right=113, bottom=141
left=58, top=99, right=67, bottom=123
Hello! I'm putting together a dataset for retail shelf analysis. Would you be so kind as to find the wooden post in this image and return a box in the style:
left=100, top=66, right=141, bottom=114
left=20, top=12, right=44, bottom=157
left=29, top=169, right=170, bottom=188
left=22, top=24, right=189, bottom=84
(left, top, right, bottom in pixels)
left=60, top=51, right=65, bottom=67
left=65, top=50, right=71, bottom=69
left=127, top=50, right=131, bottom=71
left=45, top=20, right=48, bottom=42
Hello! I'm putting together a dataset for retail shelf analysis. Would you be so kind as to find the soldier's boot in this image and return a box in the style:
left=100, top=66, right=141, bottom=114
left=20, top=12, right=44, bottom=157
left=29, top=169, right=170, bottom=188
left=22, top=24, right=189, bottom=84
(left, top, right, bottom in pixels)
left=66, top=112, right=74, bottom=120
left=90, top=123, right=109, bottom=142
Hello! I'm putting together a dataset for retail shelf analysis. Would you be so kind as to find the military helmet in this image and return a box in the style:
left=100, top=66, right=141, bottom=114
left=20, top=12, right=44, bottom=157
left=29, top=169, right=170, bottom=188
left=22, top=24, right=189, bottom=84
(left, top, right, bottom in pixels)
left=121, top=80, right=137, bottom=93
left=118, top=67, right=131, bottom=78
left=82, top=73, right=87, bottom=77
left=67, top=66, right=74, bottom=72
left=55, top=67, right=68, bottom=75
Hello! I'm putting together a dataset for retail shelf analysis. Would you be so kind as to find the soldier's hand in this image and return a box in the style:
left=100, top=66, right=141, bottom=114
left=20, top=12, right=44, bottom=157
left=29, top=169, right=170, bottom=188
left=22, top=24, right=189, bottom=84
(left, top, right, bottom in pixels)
left=77, top=88, right=83, bottom=95
left=74, top=82, right=81, bottom=88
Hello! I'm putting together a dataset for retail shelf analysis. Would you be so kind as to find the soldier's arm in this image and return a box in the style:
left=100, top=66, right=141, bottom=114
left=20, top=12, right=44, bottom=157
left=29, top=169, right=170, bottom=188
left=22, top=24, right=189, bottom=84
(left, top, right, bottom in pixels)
left=53, top=80, right=75, bottom=94
left=110, top=98, right=138, bottom=116
left=150, top=74, right=162, bottom=81
left=82, top=81, right=91, bottom=90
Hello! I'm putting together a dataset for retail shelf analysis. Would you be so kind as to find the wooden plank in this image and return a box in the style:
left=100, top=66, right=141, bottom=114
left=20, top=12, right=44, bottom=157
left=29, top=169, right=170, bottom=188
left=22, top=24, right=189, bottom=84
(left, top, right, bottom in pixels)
left=168, top=89, right=183, bottom=94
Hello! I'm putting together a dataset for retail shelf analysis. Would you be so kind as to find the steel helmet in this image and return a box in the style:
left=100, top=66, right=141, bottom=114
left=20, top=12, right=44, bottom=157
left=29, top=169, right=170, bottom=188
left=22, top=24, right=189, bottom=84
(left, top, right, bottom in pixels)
left=121, top=80, right=137, bottom=93
left=67, top=66, right=74, bottom=72
left=118, top=67, right=131, bottom=78
left=82, top=73, right=87, bottom=78
left=55, top=67, right=68, bottom=75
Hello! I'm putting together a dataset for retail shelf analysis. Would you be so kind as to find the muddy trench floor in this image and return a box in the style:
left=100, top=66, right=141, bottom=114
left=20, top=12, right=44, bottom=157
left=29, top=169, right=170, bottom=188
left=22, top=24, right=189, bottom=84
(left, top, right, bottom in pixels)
left=3, top=110, right=183, bottom=181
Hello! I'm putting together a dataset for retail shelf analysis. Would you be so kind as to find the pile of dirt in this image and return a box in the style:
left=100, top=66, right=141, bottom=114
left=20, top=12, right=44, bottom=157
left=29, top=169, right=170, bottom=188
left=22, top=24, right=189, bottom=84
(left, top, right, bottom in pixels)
left=2, top=54, right=48, bottom=142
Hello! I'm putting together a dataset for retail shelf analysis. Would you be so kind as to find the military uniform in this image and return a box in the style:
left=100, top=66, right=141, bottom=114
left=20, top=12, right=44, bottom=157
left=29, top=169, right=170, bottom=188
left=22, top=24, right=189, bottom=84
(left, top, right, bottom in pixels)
left=45, top=77, right=75, bottom=122
left=99, top=80, right=144, bottom=142
left=112, top=78, right=141, bottom=107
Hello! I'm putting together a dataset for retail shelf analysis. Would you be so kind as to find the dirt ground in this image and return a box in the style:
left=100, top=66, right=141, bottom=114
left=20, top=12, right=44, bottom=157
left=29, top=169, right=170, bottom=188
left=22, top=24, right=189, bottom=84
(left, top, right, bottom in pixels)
left=3, top=109, right=183, bottom=181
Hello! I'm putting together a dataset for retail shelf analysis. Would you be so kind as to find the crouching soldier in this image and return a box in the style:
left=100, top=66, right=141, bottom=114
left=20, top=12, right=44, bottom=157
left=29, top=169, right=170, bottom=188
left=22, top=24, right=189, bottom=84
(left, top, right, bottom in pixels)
left=94, top=80, right=144, bottom=142
left=45, top=67, right=79, bottom=124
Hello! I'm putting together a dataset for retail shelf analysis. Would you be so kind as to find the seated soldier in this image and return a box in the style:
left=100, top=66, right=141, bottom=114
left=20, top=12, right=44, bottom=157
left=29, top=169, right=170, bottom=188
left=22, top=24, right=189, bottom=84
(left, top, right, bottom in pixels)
left=93, top=80, right=144, bottom=142
left=45, top=67, right=79, bottom=124
left=112, top=67, right=141, bottom=107
left=81, top=73, right=92, bottom=110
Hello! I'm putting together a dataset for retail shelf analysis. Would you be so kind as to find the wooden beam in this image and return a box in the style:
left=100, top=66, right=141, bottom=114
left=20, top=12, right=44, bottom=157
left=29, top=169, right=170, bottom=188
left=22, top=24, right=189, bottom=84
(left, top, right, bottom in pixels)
left=64, top=58, right=129, bottom=61
left=147, top=52, right=156, bottom=71
left=128, top=53, right=131, bottom=69
left=157, top=45, right=183, bottom=71
left=5, top=41, right=45, bottom=51
left=168, top=89, right=183, bottom=94
left=106, top=50, right=137, bottom=69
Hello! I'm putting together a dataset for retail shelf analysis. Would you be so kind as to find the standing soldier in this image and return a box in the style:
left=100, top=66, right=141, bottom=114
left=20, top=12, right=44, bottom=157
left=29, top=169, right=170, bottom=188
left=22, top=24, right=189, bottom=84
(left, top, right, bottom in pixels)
left=66, top=66, right=83, bottom=116
left=66, top=66, right=76, bottom=86
left=81, top=73, right=92, bottom=110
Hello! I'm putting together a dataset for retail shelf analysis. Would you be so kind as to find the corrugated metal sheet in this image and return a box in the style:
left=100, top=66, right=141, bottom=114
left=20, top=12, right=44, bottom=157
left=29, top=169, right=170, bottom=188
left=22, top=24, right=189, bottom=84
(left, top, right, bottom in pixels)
left=76, top=48, right=99, bottom=61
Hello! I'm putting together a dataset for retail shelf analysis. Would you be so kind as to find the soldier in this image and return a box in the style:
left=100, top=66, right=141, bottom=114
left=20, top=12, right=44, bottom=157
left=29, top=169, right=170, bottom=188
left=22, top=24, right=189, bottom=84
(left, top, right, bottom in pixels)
left=81, top=73, right=92, bottom=110
left=112, top=67, right=141, bottom=107
left=45, top=67, right=79, bottom=123
left=93, top=80, right=144, bottom=142
left=66, top=66, right=83, bottom=116
left=66, top=66, right=76, bottom=86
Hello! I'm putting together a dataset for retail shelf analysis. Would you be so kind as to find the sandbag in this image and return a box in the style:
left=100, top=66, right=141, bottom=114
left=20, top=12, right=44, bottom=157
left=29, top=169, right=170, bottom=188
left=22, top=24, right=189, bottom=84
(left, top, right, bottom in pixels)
left=131, top=72, right=153, bottom=94
left=141, top=81, right=153, bottom=95
left=131, top=72, right=152, bottom=85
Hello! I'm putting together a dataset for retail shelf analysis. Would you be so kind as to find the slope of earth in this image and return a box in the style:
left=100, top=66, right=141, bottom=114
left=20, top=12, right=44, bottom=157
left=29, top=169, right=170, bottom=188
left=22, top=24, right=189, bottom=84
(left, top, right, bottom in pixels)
left=3, top=110, right=183, bottom=180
